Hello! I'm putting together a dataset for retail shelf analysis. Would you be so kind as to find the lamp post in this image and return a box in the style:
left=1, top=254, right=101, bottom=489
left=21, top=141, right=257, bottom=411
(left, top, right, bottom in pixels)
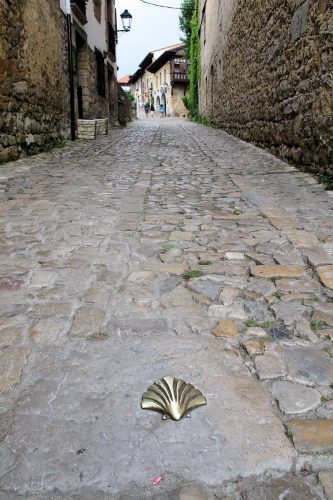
left=65, top=0, right=75, bottom=140
left=119, top=9, right=132, bottom=31
left=116, top=9, right=132, bottom=43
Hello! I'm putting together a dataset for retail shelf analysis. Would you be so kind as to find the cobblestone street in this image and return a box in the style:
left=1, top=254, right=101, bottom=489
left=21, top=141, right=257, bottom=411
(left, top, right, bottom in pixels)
left=1, top=118, right=333, bottom=499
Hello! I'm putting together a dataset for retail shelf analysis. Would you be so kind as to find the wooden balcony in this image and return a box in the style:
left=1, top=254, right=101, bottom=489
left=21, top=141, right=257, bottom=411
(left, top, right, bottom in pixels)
left=71, top=0, right=87, bottom=24
left=170, top=72, right=189, bottom=84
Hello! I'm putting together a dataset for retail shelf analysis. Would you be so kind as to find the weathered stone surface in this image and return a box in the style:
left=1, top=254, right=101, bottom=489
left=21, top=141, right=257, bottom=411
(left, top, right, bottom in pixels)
left=212, top=320, right=238, bottom=337
left=301, top=247, right=333, bottom=267
left=159, top=248, right=182, bottom=263
left=318, top=401, right=333, bottom=419
left=224, top=252, right=245, bottom=260
left=268, top=324, right=293, bottom=341
left=312, top=303, right=333, bottom=327
left=187, top=278, right=221, bottom=300
left=208, top=304, right=247, bottom=320
left=127, top=271, right=156, bottom=283
left=219, top=287, right=239, bottom=306
left=244, top=300, right=273, bottom=323
left=169, top=231, right=193, bottom=241
left=242, top=476, right=320, bottom=500
left=1, top=110, right=333, bottom=496
left=318, top=470, right=333, bottom=500
left=0, top=339, right=294, bottom=494
left=319, top=329, right=333, bottom=341
left=285, top=230, right=320, bottom=248
left=28, top=271, right=56, bottom=289
left=280, top=346, right=333, bottom=386
left=316, top=265, right=333, bottom=289
left=0, top=348, right=30, bottom=394
left=281, top=293, right=309, bottom=301
left=106, top=317, right=169, bottom=337
left=246, top=327, right=266, bottom=337
left=83, top=288, right=108, bottom=304
left=255, top=353, right=286, bottom=380
left=31, top=302, right=73, bottom=318
left=271, top=381, right=321, bottom=414
left=0, top=277, right=23, bottom=292
left=250, top=265, right=306, bottom=278
left=161, top=285, right=194, bottom=307
left=248, top=279, right=275, bottom=297
left=275, top=278, right=321, bottom=293
left=242, top=339, right=265, bottom=356
left=0, top=329, right=21, bottom=347
left=287, top=419, right=333, bottom=453
left=271, top=302, right=307, bottom=326
left=144, top=263, right=187, bottom=275
left=69, top=307, right=105, bottom=338
left=295, top=318, right=318, bottom=342
left=178, top=483, right=209, bottom=500
left=29, top=317, right=68, bottom=344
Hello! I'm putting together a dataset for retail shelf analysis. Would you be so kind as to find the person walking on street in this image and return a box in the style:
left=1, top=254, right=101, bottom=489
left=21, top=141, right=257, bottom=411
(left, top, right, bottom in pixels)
left=144, top=102, right=150, bottom=118
left=150, top=104, right=155, bottom=117
left=159, top=103, right=165, bottom=118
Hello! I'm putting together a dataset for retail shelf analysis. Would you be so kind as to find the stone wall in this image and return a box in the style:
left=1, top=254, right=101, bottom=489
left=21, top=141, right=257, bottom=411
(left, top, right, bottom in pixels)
left=200, top=0, right=333, bottom=177
left=117, top=87, right=132, bottom=126
left=169, top=84, right=188, bottom=117
left=0, top=0, right=70, bottom=163
left=76, top=47, right=109, bottom=120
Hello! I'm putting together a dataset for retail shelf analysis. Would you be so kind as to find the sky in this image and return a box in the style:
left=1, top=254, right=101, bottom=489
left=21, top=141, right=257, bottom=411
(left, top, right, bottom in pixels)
left=115, top=0, right=182, bottom=77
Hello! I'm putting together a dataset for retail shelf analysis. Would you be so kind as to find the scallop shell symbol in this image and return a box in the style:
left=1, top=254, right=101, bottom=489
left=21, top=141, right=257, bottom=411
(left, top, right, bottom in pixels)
left=141, top=376, right=207, bottom=421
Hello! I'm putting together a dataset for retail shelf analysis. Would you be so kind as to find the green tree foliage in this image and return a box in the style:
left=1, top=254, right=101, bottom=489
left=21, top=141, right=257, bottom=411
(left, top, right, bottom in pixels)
left=179, top=0, right=196, bottom=44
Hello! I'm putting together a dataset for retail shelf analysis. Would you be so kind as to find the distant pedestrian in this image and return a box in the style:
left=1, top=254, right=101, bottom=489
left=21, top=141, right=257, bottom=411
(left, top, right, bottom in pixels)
left=159, top=103, right=165, bottom=118
left=144, top=102, right=150, bottom=118
left=150, top=104, right=155, bottom=117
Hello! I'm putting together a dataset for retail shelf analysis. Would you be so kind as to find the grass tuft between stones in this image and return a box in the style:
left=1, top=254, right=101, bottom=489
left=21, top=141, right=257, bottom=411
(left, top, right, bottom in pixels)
left=198, top=260, right=212, bottom=265
left=245, top=319, right=280, bottom=329
left=310, top=319, right=326, bottom=332
left=161, top=245, right=175, bottom=252
left=321, top=395, right=333, bottom=402
left=284, top=426, right=293, bottom=441
left=181, top=270, right=204, bottom=280
left=86, top=331, right=109, bottom=342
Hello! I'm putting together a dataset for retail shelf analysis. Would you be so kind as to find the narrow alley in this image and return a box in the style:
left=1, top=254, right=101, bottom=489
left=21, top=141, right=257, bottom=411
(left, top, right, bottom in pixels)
left=0, top=118, right=333, bottom=499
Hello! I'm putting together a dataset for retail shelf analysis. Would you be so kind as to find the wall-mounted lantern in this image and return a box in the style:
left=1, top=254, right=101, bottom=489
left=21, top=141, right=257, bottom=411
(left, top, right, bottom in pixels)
left=119, top=9, right=132, bottom=32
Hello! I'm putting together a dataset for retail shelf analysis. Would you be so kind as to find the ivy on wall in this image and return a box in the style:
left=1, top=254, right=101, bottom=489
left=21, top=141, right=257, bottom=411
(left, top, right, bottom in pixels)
left=180, top=0, right=200, bottom=119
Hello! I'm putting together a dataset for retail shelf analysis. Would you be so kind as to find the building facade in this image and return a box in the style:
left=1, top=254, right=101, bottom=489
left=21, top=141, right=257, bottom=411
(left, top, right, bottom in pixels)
left=129, top=43, right=189, bottom=117
left=0, top=0, right=118, bottom=163
left=199, top=0, right=333, bottom=177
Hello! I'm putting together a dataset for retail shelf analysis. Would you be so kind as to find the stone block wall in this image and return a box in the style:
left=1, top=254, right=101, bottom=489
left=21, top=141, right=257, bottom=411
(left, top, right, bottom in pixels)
left=76, top=47, right=109, bottom=121
left=118, top=87, right=132, bottom=126
left=169, top=84, right=188, bottom=117
left=200, top=0, right=333, bottom=177
left=0, top=0, right=70, bottom=163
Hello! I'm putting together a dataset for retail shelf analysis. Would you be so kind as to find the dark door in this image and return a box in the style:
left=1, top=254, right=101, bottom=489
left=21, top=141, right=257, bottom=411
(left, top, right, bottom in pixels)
left=78, top=85, right=83, bottom=119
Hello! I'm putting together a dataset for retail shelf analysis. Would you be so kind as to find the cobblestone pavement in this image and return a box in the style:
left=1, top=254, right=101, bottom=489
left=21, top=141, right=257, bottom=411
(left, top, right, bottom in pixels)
left=1, top=118, right=333, bottom=499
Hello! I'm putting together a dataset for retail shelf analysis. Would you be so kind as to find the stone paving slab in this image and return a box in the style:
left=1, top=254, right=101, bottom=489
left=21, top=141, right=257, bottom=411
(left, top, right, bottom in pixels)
left=0, top=339, right=294, bottom=495
left=0, top=119, right=333, bottom=496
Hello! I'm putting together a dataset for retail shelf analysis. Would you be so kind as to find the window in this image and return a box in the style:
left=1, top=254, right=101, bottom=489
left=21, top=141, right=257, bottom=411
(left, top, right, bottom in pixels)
left=95, top=49, right=105, bottom=96
left=93, top=0, right=102, bottom=22
left=202, top=5, right=206, bottom=45
left=108, top=23, right=116, bottom=58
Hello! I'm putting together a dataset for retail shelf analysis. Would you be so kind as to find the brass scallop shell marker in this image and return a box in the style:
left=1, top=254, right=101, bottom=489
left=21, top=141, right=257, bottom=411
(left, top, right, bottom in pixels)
left=141, top=376, right=207, bottom=421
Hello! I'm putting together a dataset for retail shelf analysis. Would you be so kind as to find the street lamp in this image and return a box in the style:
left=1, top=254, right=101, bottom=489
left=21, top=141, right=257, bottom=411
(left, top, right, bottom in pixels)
left=119, top=9, right=132, bottom=32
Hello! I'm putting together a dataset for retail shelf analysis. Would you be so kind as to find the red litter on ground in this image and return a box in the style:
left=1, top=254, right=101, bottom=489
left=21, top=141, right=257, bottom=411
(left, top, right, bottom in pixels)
left=152, top=476, right=164, bottom=485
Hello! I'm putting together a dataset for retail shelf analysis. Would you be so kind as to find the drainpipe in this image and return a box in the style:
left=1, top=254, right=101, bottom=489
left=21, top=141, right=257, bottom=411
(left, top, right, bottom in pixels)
left=65, top=0, right=76, bottom=140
